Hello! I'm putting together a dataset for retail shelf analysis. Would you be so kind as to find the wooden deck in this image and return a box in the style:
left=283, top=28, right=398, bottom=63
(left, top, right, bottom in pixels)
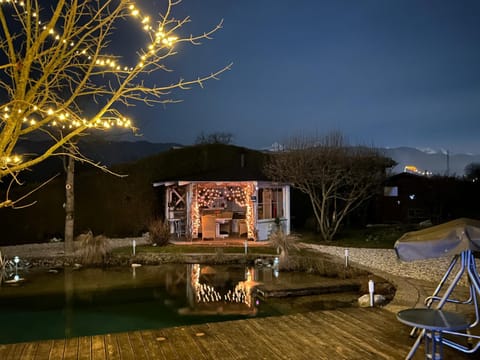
left=0, top=307, right=477, bottom=359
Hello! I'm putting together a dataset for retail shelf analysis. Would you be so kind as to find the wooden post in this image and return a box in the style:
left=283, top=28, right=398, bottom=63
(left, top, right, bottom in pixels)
left=64, top=149, right=75, bottom=256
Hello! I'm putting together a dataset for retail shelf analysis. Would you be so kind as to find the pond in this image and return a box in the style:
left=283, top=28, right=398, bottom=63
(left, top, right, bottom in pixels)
left=0, top=263, right=362, bottom=344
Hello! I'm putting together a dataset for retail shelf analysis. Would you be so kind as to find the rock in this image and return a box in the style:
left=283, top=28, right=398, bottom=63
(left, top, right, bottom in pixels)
left=358, top=294, right=387, bottom=307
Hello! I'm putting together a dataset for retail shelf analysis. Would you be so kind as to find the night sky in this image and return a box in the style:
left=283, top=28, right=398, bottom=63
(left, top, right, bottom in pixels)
left=127, top=0, right=480, bottom=154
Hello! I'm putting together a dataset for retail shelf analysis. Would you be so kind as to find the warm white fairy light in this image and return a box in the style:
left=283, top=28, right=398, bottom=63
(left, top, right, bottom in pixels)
left=1, top=154, right=22, bottom=170
left=1, top=0, right=179, bottom=75
left=244, top=183, right=256, bottom=240
left=0, top=0, right=203, bottom=176
left=0, top=103, right=133, bottom=132
left=197, top=185, right=249, bottom=208
left=192, top=183, right=256, bottom=240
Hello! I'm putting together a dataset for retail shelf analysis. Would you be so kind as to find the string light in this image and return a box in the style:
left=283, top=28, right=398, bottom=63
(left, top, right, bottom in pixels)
left=192, top=183, right=256, bottom=240
left=0, top=1, right=159, bottom=138
left=0, top=104, right=133, bottom=132
left=197, top=185, right=249, bottom=208
left=0, top=0, right=220, bottom=177
left=1, top=154, right=22, bottom=170
left=0, top=1, right=179, bottom=73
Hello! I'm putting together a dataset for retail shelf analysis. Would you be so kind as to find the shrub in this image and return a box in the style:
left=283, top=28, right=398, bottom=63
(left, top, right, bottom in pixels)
left=268, top=227, right=300, bottom=269
left=76, top=231, right=110, bottom=265
left=147, top=219, right=171, bottom=246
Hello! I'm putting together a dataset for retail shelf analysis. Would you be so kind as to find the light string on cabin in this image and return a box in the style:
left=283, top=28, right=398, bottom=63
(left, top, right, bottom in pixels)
left=197, top=186, right=248, bottom=208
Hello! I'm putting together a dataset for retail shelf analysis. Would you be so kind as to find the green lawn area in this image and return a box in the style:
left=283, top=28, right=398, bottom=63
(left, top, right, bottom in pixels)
left=296, top=224, right=419, bottom=249
left=111, top=224, right=417, bottom=255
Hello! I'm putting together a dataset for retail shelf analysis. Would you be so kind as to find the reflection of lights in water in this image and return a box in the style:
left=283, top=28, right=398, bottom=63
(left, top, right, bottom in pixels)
left=14, top=256, right=19, bottom=277
left=131, top=263, right=141, bottom=279
left=190, top=264, right=257, bottom=308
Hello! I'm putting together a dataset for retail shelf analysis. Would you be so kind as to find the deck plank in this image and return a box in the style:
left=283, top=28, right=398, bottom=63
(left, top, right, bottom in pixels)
left=115, top=332, right=135, bottom=360
left=144, top=329, right=179, bottom=359
left=32, top=340, right=53, bottom=360
left=91, top=335, right=106, bottom=360
left=18, top=342, right=37, bottom=360
left=49, top=339, right=66, bottom=359
left=63, top=337, right=79, bottom=360
left=166, top=326, right=206, bottom=360
left=0, top=308, right=478, bottom=359
left=187, top=323, right=239, bottom=360
left=271, top=313, right=333, bottom=358
left=205, top=320, right=260, bottom=359
left=137, top=330, right=167, bottom=359
left=127, top=331, right=149, bottom=360
left=104, top=334, right=120, bottom=360
left=247, top=316, right=313, bottom=359
left=77, top=336, right=92, bottom=360
left=168, top=326, right=210, bottom=360
left=3, top=343, right=25, bottom=360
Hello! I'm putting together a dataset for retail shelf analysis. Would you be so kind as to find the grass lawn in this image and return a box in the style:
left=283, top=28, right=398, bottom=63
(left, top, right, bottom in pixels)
left=296, top=224, right=419, bottom=249
left=111, top=224, right=420, bottom=255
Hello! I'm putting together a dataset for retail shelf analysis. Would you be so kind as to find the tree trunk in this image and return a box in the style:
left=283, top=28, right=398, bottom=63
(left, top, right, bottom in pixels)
left=64, top=153, right=75, bottom=255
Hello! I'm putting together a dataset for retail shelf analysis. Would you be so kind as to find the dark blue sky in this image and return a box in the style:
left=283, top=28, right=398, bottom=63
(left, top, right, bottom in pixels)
left=129, top=0, right=480, bottom=154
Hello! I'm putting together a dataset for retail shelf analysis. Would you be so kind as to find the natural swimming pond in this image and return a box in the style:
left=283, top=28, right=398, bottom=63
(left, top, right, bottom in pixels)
left=0, top=263, right=364, bottom=344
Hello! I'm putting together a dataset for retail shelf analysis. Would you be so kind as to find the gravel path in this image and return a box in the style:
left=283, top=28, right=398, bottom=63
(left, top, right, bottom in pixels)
left=0, top=237, right=149, bottom=259
left=300, top=243, right=476, bottom=285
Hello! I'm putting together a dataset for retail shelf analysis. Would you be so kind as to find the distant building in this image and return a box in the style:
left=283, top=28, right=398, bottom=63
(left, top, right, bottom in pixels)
left=404, top=165, right=432, bottom=177
left=378, top=172, right=480, bottom=224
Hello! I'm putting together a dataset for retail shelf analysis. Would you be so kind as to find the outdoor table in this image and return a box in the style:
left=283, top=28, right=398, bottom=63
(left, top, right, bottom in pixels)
left=397, top=308, right=470, bottom=360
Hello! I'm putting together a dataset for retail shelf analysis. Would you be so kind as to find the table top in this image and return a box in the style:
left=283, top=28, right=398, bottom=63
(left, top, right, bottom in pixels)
left=397, top=308, right=470, bottom=331
left=216, top=218, right=231, bottom=223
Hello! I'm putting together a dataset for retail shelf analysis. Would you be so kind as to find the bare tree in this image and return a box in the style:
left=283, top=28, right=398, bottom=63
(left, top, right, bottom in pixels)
left=0, top=0, right=231, bottom=209
left=195, top=131, right=234, bottom=145
left=264, top=132, right=394, bottom=241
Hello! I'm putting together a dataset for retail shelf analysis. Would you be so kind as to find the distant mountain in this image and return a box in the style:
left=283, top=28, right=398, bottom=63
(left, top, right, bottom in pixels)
left=381, top=147, right=480, bottom=176
left=14, top=140, right=480, bottom=181
left=265, top=142, right=479, bottom=176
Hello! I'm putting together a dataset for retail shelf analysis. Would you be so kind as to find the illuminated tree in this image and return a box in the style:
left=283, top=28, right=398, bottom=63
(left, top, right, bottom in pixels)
left=0, top=0, right=230, bottom=210
left=264, top=132, right=394, bottom=241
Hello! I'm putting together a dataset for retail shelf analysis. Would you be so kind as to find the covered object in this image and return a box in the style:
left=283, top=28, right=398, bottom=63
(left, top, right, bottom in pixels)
left=394, top=218, right=480, bottom=359
left=394, top=218, right=480, bottom=261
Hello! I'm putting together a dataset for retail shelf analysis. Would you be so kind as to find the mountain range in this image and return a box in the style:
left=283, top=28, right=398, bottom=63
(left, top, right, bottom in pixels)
left=13, top=140, right=480, bottom=179
left=381, top=147, right=479, bottom=176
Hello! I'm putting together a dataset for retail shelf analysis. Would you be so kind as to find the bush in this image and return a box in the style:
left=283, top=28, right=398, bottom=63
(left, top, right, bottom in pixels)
left=76, top=231, right=110, bottom=265
left=147, top=219, right=171, bottom=246
left=268, top=227, right=300, bottom=269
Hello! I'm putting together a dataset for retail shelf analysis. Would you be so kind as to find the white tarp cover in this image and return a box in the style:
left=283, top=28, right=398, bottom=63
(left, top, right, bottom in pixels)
left=394, top=218, right=480, bottom=261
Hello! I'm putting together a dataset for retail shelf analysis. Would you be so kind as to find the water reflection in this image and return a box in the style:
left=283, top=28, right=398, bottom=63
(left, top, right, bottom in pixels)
left=0, top=263, right=270, bottom=343
left=183, top=264, right=260, bottom=315
left=0, top=262, right=349, bottom=344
